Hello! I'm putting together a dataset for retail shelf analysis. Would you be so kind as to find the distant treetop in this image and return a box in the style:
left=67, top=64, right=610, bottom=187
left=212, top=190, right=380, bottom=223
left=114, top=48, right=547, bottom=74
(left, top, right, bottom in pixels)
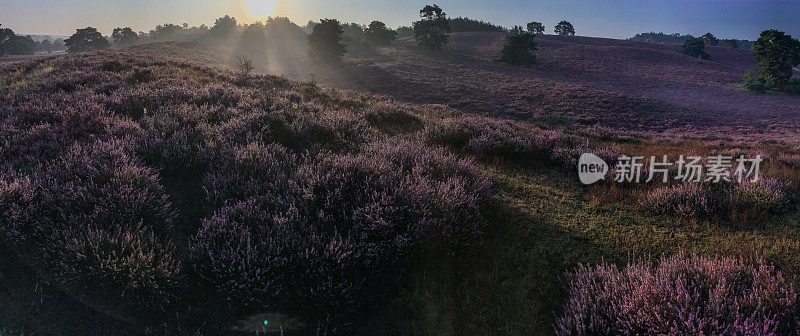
left=449, top=17, right=506, bottom=33
left=554, top=21, right=575, bottom=36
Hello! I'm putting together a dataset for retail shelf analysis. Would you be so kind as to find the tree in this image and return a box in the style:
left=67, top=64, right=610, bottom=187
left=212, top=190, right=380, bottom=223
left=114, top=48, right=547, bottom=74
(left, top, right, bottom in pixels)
left=112, top=27, right=138, bottom=47
left=150, top=23, right=184, bottom=41
left=527, top=22, right=545, bottom=35
left=509, top=25, right=525, bottom=35
left=239, top=23, right=267, bottom=58
left=701, top=32, right=718, bottom=46
left=554, top=21, right=575, bottom=36
left=364, top=21, right=398, bottom=46
left=681, top=36, right=709, bottom=59
left=723, top=39, right=738, bottom=49
left=499, top=31, right=537, bottom=66
left=396, top=26, right=414, bottom=38
left=448, top=17, right=505, bottom=32
left=413, top=4, right=451, bottom=50
left=307, top=19, right=346, bottom=62
left=211, top=15, right=238, bottom=39
left=64, top=27, right=109, bottom=53
left=0, top=25, right=15, bottom=56
left=750, top=29, right=800, bottom=90
left=40, top=39, right=52, bottom=52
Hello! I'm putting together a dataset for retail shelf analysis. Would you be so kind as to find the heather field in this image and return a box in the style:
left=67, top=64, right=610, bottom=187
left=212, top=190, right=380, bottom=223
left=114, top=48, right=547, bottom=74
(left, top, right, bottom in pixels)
left=260, top=32, right=800, bottom=144
left=1, top=36, right=800, bottom=335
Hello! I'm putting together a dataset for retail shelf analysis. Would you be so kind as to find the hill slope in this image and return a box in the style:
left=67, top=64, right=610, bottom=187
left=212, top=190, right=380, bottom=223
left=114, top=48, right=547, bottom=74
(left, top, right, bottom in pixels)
left=262, top=32, right=800, bottom=144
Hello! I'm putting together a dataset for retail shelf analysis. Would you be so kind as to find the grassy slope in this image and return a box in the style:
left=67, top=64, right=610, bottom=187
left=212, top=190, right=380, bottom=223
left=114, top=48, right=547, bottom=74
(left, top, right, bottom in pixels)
left=378, top=162, right=800, bottom=335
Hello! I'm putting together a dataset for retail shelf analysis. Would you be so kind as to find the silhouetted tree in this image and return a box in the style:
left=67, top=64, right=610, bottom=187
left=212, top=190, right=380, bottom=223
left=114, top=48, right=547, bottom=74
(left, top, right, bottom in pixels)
left=396, top=26, right=414, bottom=37
left=510, top=25, right=525, bottom=35
left=112, top=27, right=138, bottom=47
left=239, top=23, right=267, bottom=58
left=527, top=22, right=545, bottom=35
left=40, top=39, right=52, bottom=52
left=307, top=19, right=346, bottom=62
left=701, top=32, right=718, bottom=46
left=681, top=36, right=709, bottom=59
left=499, top=31, right=537, bottom=66
left=211, top=15, right=238, bottom=39
left=413, top=4, right=451, bottom=50
left=364, top=21, right=397, bottom=46
left=0, top=25, right=39, bottom=55
left=64, top=27, right=109, bottom=53
left=448, top=17, right=505, bottom=32
left=554, top=21, right=575, bottom=36
left=723, top=39, right=738, bottom=49
left=150, top=23, right=184, bottom=41
left=750, top=29, right=800, bottom=90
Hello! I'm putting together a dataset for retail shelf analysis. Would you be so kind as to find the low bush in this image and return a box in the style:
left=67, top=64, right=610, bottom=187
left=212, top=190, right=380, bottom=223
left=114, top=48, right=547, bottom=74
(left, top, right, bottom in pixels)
left=641, top=183, right=713, bottom=219
left=557, top=252, right=800, bottom=335
left=641, top=179, right=795, bottom=223
left=743, top=70, right=767, bottom=93
left=192, top=139, right=493, bottom=331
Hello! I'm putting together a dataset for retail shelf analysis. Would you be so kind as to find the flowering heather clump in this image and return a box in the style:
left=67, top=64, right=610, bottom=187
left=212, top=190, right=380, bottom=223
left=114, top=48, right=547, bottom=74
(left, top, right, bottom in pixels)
left=641, top=183, right=713, bottom=219
left=557, top=252, right=800, bottom=335
left=423, top=115, right=607, bottom=167
left=778, top=153, right=800, bottom=168
left=362, top=102, right=424, bottom=135
left=729, top=178, right=795, bottom=220
left=642, top=179, right=795, bottom=223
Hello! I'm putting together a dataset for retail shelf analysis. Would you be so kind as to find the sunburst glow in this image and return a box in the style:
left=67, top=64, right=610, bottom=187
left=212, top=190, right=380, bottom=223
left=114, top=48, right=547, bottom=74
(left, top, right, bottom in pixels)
left=242, top=0, right=279, bottom=20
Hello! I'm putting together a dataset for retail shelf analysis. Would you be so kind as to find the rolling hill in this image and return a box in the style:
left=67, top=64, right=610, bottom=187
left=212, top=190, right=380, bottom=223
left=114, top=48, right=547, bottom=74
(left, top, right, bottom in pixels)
left=259, top=32, right=800, bottom=145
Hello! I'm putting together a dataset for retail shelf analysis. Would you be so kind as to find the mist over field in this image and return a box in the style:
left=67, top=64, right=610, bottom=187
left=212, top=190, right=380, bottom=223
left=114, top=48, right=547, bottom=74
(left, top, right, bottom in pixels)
left=2, top=2, right=800, bottom=335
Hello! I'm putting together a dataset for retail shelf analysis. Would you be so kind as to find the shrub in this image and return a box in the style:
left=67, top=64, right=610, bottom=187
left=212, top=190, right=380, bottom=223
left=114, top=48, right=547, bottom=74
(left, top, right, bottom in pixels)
left=641, top=183, right=713, bottom=219
left=557, top=252, right=800, bottom=335
left=499, top=32, right=537, bottom=66
left=423, top=115, right=592, bottom=166
left=362, top=102, right=423, bottom=135
left=235, top=55, right=254, bottom=76
left=0, top=140, right=179, bottom=319
left=743, top=70, right=767, bottom=93
left=729, top=178, right=795, bottom=220
left=202, top=142, right=298, bottom=208
left=682, top=36, right=709, bottom=59
left=192, top=139, right=493, bottom=332
left=642, top=179, right=795, bottom=223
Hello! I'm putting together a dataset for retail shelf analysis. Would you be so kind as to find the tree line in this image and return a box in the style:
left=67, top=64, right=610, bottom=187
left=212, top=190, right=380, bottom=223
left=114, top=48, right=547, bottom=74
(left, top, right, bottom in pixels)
left=0, top=24, right=66, bottom=56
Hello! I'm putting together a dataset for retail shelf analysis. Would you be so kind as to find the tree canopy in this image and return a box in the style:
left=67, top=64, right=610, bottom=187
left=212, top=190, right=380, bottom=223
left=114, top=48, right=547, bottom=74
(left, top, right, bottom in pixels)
left=701, top=32, right=718, bottom=47
left=681, top=36, right=709, bottom=59
left=307, top=18, right=346, bottom=62
left=751, top=29, right=800, bottom=90
left=112, top=27, right=138, bottom=47
left=527, top=22, right=545, bottom=35
left=499, top=30, right=537, bottom=66
left=64, top=27, right=109, bottom=53
left=413, top=4, right=451, bottom=50
left=554, top=21, right=575, bottom=36
left=364, top=21, right=398, bottom=46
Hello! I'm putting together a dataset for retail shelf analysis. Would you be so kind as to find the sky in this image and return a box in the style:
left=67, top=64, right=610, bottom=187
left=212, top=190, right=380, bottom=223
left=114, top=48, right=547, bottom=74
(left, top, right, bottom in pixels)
left=1, top=0, right=799, bottom=40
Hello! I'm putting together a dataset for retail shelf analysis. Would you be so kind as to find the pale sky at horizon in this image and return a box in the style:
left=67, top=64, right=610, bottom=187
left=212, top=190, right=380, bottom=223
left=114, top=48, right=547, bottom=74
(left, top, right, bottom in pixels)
left=1, top=0, right=799, bottom=40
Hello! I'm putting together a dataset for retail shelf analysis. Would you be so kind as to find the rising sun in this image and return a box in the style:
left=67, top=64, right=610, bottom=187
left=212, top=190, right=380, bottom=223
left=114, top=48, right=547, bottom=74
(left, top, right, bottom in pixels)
left=242, top=0, right=279, bottom=20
